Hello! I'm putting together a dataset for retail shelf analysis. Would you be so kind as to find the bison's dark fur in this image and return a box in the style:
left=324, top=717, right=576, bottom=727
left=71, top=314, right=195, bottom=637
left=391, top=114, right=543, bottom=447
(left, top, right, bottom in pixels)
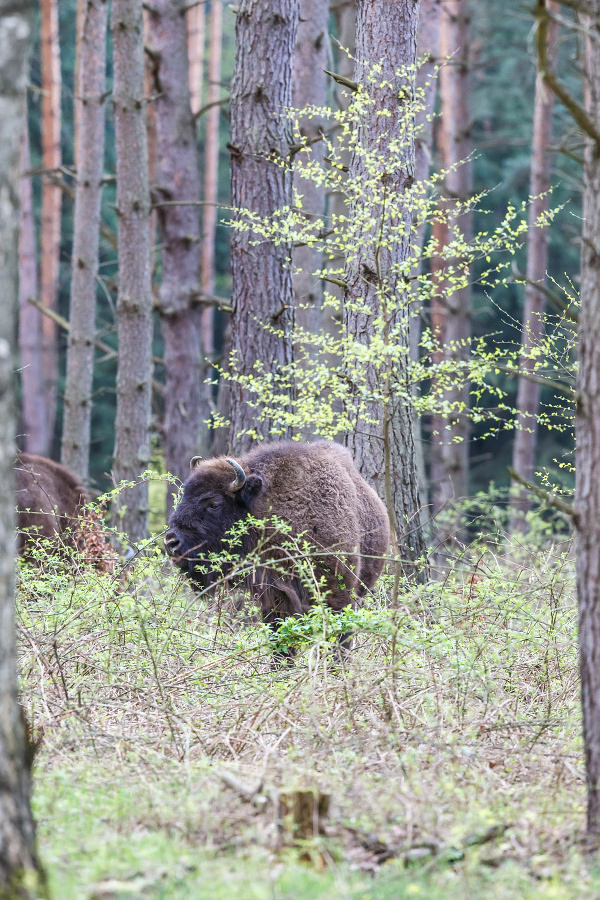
left=166, top=441, right=390, bottom=634
left=15, top=453, right=89, bottom=556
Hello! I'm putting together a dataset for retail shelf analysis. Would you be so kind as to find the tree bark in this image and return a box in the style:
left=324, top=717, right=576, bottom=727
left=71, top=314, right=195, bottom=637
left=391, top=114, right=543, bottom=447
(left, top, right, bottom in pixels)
left=510, top=2, right=558, bottom=524
left=39, top=0, right=62, bottom=456
left=228, top=0, right=298, bottom=453
left=146, top=0, right=209, bottom=507
left=412, top=0, right=442, bottom=515
left=573, top=0, right=600, bottom=838
left=111, top=0, right=154, bottom=542
left=73, top=0, right=87, bottom=166
left=61, top=0, right=108, bottom=480
left=200, top=0, right=223, bottom=364
left=18, top=121, right=45, bottom=457
left=343, top=0, right=425, bottom=577
left=0, top=4, right=48, bottom=895
left=430, top=0, right=472, bottom=519
left=292, top=0, right=328, bottom=345
left=186, top=0, right=205, bottom=118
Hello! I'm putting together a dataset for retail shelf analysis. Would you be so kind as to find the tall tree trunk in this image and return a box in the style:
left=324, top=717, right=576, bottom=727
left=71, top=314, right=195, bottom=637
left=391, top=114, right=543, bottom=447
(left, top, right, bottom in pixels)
left=343, top=0, right=425, bottom=577
left=412, top=0, right=442, bottom=515
left=186, top=0, right=205, bottom=117
left=430, top=0, right=472, bottom=519
left=568, top=0, right=600, bottom=838
left=200, top=0, right=223, bottom=365
left=146, top=0, right=209, bottom=507
left=73, top=0, right=86, bottom=165
left=510, top=2, right=558, bottom=524
left=292, top=0, right=328, bottom=345
left=18, top=121, right=45, bottom=456
left=228, top=0, right=298, bottom=453
left=39, top=0, right=62, bottom=456
left=61, top=0, right=108, bottom=480
left=111, top=0, right=153, bottom=543
left=0, top=4, right=48, bottom=895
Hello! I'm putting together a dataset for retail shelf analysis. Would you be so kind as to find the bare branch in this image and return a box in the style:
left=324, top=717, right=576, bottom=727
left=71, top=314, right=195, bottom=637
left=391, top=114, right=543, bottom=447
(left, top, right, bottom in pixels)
left=508, top=466, right=575, bottom=518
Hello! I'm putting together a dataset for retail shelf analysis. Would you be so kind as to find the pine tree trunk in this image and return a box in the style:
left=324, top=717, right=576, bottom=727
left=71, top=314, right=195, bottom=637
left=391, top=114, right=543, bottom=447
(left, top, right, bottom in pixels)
left=200, top=0, right=223, bottom=365
left=292, top=0, right=327, bottom=343
left=73, top=0, right=86, bottom=165
left=510, top=2, right=557, bottom=524
left=0, top=5, right=48, bottom=895
left=343, top=0, right=425, bottom=577
left=412, top=0, right=442, bottom=513
left=186, top=0, right=205, bottom=118
left=228, top=0, right=298, bottom=453
left=573, top=0, right=600, bottom=838
left=61, top=0, right=108, bottom=480
left=111, top=0, right=153, bottom=542
left=18, top=121, right=45, bottom=456
left=146, top=0, right=209, bottom=505
left=430, top=0, right=472, bottom=518
left=39, top=0, right=62, bottom=456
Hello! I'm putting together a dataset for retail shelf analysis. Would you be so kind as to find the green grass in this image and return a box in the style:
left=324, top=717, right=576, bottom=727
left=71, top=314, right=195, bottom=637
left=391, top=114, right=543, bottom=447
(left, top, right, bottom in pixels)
left=17, top=525, right=598, bottom=897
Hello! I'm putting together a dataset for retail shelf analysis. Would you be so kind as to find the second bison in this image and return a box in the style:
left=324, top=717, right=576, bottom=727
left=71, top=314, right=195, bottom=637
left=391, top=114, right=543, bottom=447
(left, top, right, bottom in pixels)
left=165, top=441, right=390, bottom=631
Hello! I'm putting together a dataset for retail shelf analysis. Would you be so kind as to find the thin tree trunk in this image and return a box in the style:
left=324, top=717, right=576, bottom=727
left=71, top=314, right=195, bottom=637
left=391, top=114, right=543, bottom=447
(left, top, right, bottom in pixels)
left=39, top=0, right=62, bottom=456
left=228, top=0, right=298, bottom=453
left=111, top=0, right=153, bottom=542
left=186, top=0, right=205, bottom=117
left=343, top=0, right=425, bottom=578
left=0, top=4, right=48, bottom=895
left=412, top=0, right=442, bottom=516
left=430, top=0, right=472, bottom=519
left=146, top=0, right=209, bottom=507
left=510, top=2, right=558, bottom=524
left=200, top=0, right=223, bottom=364
left=61, top=0, right=108, bottom=480
left=18, top=121, right=45, bottom=456
left=73, top=0, right=86, bottom=166
left=292, top=0, right=328, bottom=344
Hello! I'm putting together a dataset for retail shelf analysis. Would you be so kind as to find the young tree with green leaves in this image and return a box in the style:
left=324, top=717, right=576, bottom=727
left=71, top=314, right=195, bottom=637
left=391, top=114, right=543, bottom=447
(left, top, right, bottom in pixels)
left=343, top=0, right=425, bottom=575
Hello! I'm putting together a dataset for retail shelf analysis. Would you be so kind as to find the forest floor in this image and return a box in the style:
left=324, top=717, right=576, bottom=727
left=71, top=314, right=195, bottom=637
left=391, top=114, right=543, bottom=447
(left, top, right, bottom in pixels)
left=18, top=522, right=600, bottom=898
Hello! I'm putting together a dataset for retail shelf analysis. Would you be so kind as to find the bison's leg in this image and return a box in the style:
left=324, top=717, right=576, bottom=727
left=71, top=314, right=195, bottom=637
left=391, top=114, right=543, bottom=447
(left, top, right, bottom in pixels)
left=255, top=577, right=305, bottom=668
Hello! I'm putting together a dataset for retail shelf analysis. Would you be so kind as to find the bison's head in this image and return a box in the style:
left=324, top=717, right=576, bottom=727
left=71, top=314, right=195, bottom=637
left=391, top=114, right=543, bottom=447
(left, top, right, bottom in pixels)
left=164, top=456, right=263, bottom=585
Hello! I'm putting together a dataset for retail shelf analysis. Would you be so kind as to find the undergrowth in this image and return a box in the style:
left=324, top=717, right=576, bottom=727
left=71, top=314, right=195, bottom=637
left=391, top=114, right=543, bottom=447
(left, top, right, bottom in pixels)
left=16, top=514, right=594, bottom=897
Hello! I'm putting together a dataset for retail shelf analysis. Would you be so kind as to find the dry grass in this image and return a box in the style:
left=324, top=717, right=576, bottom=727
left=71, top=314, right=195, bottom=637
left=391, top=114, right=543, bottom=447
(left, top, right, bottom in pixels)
left=17, top=528, right=598, bottom=897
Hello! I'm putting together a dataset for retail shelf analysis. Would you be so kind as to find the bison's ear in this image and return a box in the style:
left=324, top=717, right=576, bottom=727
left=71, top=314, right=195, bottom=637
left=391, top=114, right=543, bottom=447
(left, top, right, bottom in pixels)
left=240, top=474, right=263, bottom=508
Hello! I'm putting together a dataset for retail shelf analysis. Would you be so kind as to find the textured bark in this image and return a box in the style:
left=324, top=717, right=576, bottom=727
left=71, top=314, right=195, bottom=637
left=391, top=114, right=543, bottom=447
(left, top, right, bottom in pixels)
left=186, top=0, right=205, bottom=117
left=228, top=0, right=298, bottom=453
left=61, top=0, right=108, bottom=480
left=0, top=5, right=48, bottom=896
left=200, top=0, right=223, bottom=360
left=430, top=0, right=472, bottom=517
left=39, top=0, right=62, bottom=455
left=292, top=0, right=328, bottom=342
left=73, top=0, right=86, bottom=165
left=111, top=0, right=154, bottom=542
left=510, top=3, right=558, bottom=523
left=147, top=0, right=209, bottom=506
left=343, top=0, right=425, bottom=577
left=18, top=123, right=45, bottom=456
left=412, top=0, right=441, bottom=513
left=576, top=0, right=600, bottom=837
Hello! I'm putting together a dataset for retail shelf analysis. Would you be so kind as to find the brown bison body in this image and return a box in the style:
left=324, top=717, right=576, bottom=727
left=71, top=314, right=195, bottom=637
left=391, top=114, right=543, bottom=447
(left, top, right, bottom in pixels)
left=165, top=441, right=390, bottom=630
left=15, top=453, right=89, bottom=555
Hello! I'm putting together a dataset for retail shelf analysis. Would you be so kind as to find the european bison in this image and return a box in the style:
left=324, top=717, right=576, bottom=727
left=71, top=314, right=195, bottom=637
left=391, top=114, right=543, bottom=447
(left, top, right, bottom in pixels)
left=15, top=453, right=89, bottom=557
left=165, top=441, right=390, bottom=636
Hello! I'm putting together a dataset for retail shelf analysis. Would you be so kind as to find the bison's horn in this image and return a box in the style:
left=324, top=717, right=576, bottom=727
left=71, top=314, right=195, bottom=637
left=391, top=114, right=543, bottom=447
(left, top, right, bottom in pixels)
left=225, top=457, right=246, bottom=492
left=190, top=456, right=203, bottom=469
